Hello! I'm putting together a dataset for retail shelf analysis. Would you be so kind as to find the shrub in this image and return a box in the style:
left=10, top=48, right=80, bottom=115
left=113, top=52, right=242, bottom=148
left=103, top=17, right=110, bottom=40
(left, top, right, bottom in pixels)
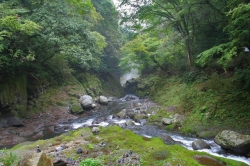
left=80, top=158, right=103, bottom=166
left=0, top=148, right=18, bottom=166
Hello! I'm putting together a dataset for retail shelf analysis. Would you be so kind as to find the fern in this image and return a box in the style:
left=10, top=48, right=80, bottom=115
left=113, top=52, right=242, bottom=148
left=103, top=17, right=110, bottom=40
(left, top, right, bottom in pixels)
left=196, top=42, right=237, bottom=69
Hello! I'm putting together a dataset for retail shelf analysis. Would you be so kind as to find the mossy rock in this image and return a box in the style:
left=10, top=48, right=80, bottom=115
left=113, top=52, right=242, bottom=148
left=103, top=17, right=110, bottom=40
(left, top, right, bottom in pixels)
left=70, top=104, right=84, bottom=114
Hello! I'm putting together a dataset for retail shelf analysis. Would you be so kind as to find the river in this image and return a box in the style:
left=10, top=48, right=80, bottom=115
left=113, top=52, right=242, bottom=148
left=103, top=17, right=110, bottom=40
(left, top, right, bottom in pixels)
left=52, top=95, right=250, bottom=165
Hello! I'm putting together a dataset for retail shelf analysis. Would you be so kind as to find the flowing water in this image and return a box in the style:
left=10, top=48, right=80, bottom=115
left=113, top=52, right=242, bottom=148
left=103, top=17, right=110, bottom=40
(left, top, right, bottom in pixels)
left=53, top=95, right=250, bottom=165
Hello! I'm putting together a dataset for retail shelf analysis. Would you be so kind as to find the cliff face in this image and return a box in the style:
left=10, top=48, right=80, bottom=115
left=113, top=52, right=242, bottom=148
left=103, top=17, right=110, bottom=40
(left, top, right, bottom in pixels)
left=0, top=72, right=125, bottom=118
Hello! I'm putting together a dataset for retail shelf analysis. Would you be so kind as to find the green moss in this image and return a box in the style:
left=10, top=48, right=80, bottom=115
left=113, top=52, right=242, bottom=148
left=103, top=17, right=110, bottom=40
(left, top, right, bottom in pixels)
left=11, top=126, right=247, bottom=166
left=136, top=73, right=250, bottom=137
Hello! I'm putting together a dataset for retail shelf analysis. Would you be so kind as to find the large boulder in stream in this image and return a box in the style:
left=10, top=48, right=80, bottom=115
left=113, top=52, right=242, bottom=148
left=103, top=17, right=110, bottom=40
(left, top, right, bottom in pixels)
left=192, top=139, right=211, bottom=150
left=116, top=109, right=127, bottom=118
left=79, top=95, right=95, bottom=109
left=214, top=130, right=250, bottom=154
left=98, top=96, right=109, bottom=105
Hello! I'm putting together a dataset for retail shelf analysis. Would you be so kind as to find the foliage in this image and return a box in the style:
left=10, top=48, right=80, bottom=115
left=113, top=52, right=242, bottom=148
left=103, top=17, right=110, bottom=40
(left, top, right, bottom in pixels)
left=92, top=0, right=124, bottom=73
left=235, top=68, right=250, bottom=91
left=119, top=32, right=187, bottom=74
left=80, top=158, right=103, bottom=166
left=146, top=73, right=250, bottom=137
left=0, top=148, right=18, bottom=166
left=196, top=2, right=250, bottom=70
left=119, top=0, right=229, bottom=71
left=0, top=2, right=41, bottom=74
left=26, top=0, right=106, bottom=71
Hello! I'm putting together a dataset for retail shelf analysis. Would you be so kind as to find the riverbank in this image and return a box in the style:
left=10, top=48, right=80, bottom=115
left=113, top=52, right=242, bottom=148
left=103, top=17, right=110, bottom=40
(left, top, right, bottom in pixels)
left=7, top=126, right=248, bottom=166
left=0, top=106, right=78, bottom=147
left=0, top=94, right=249, bottom=165
left=127, top=72, right=250, bottom=138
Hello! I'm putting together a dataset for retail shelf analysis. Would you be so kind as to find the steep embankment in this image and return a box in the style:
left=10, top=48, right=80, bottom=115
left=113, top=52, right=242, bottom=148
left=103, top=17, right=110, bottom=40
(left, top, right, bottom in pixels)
left=0, top=72, right=125, bottom=146
left=125, top=72, right=250, bottom=138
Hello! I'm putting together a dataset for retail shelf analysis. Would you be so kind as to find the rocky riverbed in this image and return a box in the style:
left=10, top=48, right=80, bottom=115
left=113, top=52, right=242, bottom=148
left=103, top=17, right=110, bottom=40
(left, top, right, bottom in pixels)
left=0, top=106, right=78, bottom=147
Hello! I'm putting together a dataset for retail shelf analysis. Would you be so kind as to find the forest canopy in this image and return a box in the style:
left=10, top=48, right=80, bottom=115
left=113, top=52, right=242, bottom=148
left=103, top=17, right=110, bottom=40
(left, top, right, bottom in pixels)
left=0, top=0, right=122, bottom=106
left=118, top=0, right=250, bottom=73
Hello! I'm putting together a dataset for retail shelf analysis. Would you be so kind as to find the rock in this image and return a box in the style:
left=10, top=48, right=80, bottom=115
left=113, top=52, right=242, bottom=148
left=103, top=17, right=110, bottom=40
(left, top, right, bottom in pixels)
left=79, top=95, right=94, bottom=109
left=126, top=120, right=135, bottom=126
left=107, top=97, right=115, bottom=102
left=140, top=119, right=147, bottom=125
left=55, top=145, right=66, bottom=152
left=47, top=126, right=54, bottom=133
left=214, top=130, right=250, bottom=154
left=70, top=104, right=84, bottom=114
left=7, top=117, right=24, bottom=127
left=126, top=109, right=136, bottom=119
left=18, top=152, right=53, bottom=166
left=172, top=114, right=185, bottom=126
left=92, top=127, right=100, bottom=134
left=53, top=158, right=68, bottom=166
left=160, top=134, right=178, bottom=145
left=98, top=96, right=108, bottom=105
left=192, top=139, right=211, bottom=150
left=19, top=130, right=34, bottom=137
left=161, top=118, right=173, bottom=125
left=134, top=103, right=142, bottom=110
left=116, top=109, right=127, bottom=118
left=99, top=142, right=106, bottom=147
left=32, top=131, right=44, bottom=139
left=0, top=119, right=7, bottom=128
left=76, top=148, right=83, bottom=154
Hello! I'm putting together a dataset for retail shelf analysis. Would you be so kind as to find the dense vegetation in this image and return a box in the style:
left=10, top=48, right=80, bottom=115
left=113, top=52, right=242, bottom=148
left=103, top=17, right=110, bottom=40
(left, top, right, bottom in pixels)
left=0, top=0, right=250, bottom=165
left=0, top=0, right=249, bottom=135
left=117, top=0, right=250, bottom=135
left=0, top=0, right=123, bottom=116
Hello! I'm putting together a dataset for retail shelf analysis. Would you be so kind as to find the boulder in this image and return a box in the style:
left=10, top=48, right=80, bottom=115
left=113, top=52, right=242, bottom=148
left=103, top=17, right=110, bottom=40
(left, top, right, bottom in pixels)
left=172, top=114, right=185, bottom=126
left=192, top=139, right=211, bottom=150
left=116, top=109, right=127, bottom=118
left=99, top=96, right=108, bottom=105
left=107, top=97, right=115, bottom=102
left=32, top=131, right=44, bottom=139
left=76, top=148, right=83, bottom=154
left=160, top=134, right=178, bottom=145
left=161, top=118, right=173, bottom=125
left=18, top=152, right=53, bottom=166
left=69, top=104, right=84, bottom=114
left=7, top=117, right=24, bottom=127
left=53, top=158, right=69, bottom=166
left=126, top=120, right=135, bottom=126
left=92, top=127, right=100, bottom=134
left=79, top=95, right=94, bottom=109
left=214, top=130, right=250, bottom=154
left=126, top=109, right=136, bottom=119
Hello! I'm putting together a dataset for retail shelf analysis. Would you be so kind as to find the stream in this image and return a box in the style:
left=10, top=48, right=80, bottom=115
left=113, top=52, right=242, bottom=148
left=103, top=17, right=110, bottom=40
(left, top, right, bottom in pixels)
left=52, top=95, right=250, bottom=165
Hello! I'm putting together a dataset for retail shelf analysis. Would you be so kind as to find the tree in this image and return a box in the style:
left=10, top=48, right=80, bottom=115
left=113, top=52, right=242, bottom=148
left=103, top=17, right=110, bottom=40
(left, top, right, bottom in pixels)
left=196, top=2, right=250, bottom=70
left=118, top=0, right=230, bottom=72
left=0, top=1, right=41, bottom=75
left=24, top=0, right=106, bottom=71
left=92, top=0, right=124, bottom=73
